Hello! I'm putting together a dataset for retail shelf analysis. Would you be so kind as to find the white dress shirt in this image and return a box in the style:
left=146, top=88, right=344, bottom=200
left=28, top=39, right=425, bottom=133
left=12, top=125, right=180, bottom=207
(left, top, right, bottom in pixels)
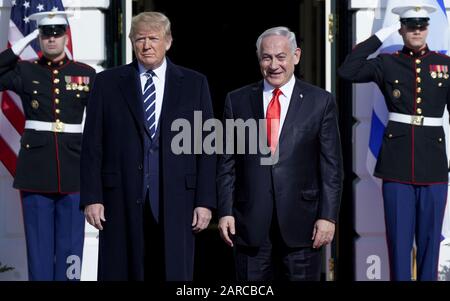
left=263, top=75, right=296, bottom=137
left=138, top=59, right=167, bottom=132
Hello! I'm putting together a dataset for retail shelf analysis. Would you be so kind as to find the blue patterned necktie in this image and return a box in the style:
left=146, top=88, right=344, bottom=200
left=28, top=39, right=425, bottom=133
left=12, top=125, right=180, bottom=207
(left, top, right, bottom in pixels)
left=142, top=70, right=157, bottom=139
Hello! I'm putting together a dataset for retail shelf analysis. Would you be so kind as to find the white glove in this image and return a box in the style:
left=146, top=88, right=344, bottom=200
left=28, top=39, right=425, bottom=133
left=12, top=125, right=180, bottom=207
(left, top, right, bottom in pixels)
left=11, top=29, right=39, bottom=56
left=375, top=21, right=400, bottom=43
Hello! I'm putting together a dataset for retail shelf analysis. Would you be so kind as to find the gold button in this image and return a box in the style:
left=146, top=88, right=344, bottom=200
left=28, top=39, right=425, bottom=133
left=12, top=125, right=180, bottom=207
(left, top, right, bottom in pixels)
left=34, top=61, right=38, bottom=64
left=56, top=119, right=60, bottom=123
left=388, top=134, right=393, bottom=138
left=416, top=97, right=422, bottom=104
left=47, top=62, right=51, bottom=66
left=410, top=51, right=414, bottom=56
left=416, top=59, right=421, bottom=64
left=439, top=138, right=443, bottom=142
left=54, top=88, right=60, bottom=94
left=76, top=94, right=80, bottom=98
left=26, top=144, right=30, bottom=149
left=55, top=98, right=60, bottom=104
left=417, top=87, right=422, bottom=93
left=416, top=68, right=421, bottom=73
left=53, top=70, right=59, bottom=75
left=33, top=90, right=38, bottom=94
left=59, top=61, right=63, bottom=66
left=439, top=82, right=443, bottom=87
left=416, top=108, right=422, bottom=115
left=55, top=109, right=61, bottom=114
left=53, top=78, right=60, bottom=84
left=395, top=80, right=399, bottom=84
left=416, top=77, right=421, bottom=83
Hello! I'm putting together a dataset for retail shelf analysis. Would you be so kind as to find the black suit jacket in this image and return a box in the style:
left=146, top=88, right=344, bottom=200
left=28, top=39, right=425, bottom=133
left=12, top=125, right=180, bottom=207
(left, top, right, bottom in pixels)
left=217, top=78, right=343, bottom=247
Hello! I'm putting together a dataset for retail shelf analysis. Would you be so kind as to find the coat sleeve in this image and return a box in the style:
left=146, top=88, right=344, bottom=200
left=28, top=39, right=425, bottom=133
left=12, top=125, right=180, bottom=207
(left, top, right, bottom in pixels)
left=80, top=72, right=104, bottom=208
left=337, top=35, right=385, bottom=86
left=194, top=76, right=217, bottom=209
left=0, top=48, right=22, bottom=93
left=216, top=93, right=235, bottom=218
left=318, top=93, right=343, bottom=223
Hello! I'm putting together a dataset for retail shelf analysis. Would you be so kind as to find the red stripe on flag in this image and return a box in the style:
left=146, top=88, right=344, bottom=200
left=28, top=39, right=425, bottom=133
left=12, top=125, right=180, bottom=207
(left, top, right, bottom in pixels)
left=0, top=136, right=17, bottom=176
left=66, top=27, right=73, bottom=55
left=1, top=92, right=25, bottom=134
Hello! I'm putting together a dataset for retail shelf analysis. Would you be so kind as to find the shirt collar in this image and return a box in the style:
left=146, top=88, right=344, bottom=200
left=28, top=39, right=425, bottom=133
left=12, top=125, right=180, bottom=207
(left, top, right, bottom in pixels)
left=401, top=45, right=430, bottom=58
left=38, top=54, right=69, bottom=68
left=263, top=75, right=296, bottom=97
left=138, top=58, right=167, bottom=80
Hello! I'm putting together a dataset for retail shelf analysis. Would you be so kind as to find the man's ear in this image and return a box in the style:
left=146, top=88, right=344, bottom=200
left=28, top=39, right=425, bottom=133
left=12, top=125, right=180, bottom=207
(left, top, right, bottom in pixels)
left=294, top=48, right=301, bottom=65
left=165, top=37, right=173, bottom=51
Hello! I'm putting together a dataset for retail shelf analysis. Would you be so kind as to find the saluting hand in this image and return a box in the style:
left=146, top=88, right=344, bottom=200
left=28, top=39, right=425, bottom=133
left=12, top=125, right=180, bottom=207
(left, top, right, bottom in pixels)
left=85, top=203, right=106, bottom=231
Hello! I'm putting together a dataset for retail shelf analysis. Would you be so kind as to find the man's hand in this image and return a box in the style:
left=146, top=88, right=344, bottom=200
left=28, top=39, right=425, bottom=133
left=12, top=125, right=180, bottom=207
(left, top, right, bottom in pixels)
left=218, top=216, right=235, bottom=247
left=85, top=203, right=106, bottom=231
left=12, top=29, right=39, bottom=56
left=192, top=207, right=212, bottom=233
left=375, top=21, right=401, bottom=42
left=312, top=219, right=335, bottom=249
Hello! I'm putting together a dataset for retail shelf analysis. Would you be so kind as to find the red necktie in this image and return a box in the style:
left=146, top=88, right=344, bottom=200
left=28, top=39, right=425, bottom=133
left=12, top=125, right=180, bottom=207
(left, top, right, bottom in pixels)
left=266, top=88, right=282, bottom=154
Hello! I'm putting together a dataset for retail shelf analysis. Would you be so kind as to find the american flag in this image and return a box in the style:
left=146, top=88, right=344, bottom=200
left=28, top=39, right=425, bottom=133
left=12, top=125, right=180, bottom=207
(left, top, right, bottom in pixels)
left=0, top=0, right=72, bottom=177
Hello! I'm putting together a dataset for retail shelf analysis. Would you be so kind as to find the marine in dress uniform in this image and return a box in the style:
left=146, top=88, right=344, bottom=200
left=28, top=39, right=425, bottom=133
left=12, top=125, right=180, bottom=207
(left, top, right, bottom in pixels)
left=0, top=11, right=96, bottom=280
left=338, top=2, right=449, bottom=281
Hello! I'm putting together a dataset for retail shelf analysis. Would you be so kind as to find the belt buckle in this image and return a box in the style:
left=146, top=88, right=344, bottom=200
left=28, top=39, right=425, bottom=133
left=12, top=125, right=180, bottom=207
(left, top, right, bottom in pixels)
left=52, top=121, right=65, bottom=132
left=411, top=115, right=424, bottom=126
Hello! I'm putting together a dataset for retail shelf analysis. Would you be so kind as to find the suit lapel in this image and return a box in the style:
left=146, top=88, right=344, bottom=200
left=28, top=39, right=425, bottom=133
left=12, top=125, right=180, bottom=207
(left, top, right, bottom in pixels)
left=250, top=82, right=264, bottom=120
left=278, top=79, right=308, bottom=146
left=159, top=59, right=183, bottom=135
left=119, top=61, right=148, bottom=136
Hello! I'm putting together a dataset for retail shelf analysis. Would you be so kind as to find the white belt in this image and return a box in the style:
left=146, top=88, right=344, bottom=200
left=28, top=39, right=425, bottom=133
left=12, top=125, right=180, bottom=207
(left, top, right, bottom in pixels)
left=388, top=113, right=443, bottom=127
left=25, top=120, right=83, bottom=133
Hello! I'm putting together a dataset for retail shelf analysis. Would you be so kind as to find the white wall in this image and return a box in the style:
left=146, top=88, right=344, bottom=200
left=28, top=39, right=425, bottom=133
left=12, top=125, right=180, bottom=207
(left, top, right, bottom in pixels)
left=0, top=0, right=109, bottom=281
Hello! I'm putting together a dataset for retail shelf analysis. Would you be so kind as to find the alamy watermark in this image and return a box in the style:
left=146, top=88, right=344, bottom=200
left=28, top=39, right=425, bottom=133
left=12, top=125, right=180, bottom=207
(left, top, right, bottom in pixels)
left=170, top=111, right=279, bottom=165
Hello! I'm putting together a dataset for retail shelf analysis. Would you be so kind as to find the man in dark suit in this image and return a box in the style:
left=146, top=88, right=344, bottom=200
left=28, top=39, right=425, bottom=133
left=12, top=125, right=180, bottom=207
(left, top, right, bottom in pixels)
left=80, top=11, right=216, bottom=281
left=338, top=2, right=448, bottom=281
left=217, top=26, right=343, bottom=281
left=0, top=11, right=95, bottom=281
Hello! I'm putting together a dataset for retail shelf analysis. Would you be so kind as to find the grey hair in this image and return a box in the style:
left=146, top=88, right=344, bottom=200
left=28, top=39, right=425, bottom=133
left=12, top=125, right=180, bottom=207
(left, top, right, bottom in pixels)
left=129, top=11, right=172, bottom=40
left=256, top=26, right=298, bottom=60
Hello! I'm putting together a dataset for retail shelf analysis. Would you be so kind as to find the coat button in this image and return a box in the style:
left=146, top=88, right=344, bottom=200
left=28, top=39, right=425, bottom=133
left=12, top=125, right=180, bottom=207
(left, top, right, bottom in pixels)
left=416, top=97, right=422, bottom=104
left=416, top=68, right=421, bottom=73
left=416, top=77, right=421, bottom=83
left=53, top=78, right=60, bottom=84
left=415, top=59, right=421, bottom=64
left=388, top=134, right=393, bottom=138
left=416, top=108, right=422, bottom=115
left=417, top=87, right=422, bottom=93
left=138, top=164, right=143, bottom=170
left=136, top=199, right=143, bottom=204
left=439, top=138, right=443, bottom=142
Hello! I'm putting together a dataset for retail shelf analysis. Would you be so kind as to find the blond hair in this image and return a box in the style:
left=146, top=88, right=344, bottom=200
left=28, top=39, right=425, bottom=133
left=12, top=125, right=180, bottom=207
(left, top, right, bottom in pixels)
left=129, top=11, right=172, bottom=40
